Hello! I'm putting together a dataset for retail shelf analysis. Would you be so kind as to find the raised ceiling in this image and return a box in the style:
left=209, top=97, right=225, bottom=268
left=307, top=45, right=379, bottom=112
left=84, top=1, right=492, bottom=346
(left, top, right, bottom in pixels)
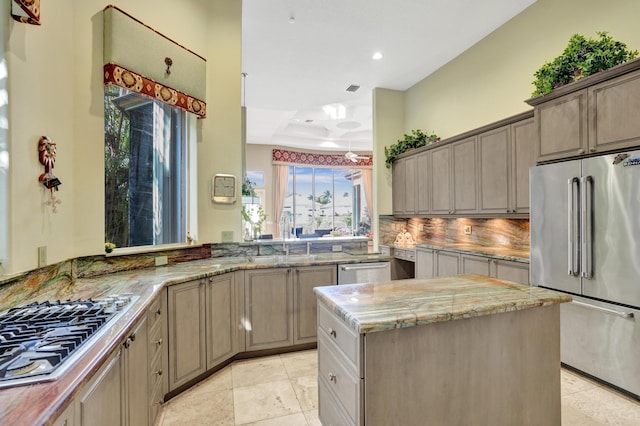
left=242, top=0, right=536, bottom=153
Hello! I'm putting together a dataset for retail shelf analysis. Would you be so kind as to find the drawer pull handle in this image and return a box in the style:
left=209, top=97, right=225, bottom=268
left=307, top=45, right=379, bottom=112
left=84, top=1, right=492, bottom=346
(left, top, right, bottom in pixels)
left=328, top=373, right=337, bottom=383
left=328, top=328, right=337, bottom=338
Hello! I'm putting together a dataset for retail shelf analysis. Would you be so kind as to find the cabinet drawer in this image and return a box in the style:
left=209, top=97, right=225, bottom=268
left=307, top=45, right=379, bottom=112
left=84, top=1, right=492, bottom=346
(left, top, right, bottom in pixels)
left=318, top=333, right=362, bottom=424
left=149, top=344, right=164, bottom=391
left=318, top=373, right=357, bottom=426
left=148, top=318, right=163, bottom=362
left=318, top=303, right=360, bottom=372
left=149, top=374, right=163, bottom=424
left=147, top=295, right=163, bottom=330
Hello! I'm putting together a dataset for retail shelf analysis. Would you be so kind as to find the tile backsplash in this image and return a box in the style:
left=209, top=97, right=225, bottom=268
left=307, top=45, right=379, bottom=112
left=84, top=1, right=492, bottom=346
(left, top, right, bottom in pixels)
left=379, top=216, right=530, bottom=251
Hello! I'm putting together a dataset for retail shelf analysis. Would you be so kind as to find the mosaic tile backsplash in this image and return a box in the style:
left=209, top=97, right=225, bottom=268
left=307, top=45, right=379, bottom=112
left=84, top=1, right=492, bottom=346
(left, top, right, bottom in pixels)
left=379, top=216, right=530, bottom=251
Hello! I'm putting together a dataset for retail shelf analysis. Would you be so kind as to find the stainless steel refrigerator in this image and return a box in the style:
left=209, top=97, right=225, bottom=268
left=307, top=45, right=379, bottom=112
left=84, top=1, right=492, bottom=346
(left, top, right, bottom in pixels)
left=530, top=150, right=640, bottom=398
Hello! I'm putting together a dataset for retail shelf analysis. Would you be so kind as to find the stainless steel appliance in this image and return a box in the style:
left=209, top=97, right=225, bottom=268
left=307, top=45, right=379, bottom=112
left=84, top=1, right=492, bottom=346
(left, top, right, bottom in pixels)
left=530, top=150, right=640, bottom=397
left=0, top=294, right=136, bottom=388
left=337, top=262, right=391, bottom=285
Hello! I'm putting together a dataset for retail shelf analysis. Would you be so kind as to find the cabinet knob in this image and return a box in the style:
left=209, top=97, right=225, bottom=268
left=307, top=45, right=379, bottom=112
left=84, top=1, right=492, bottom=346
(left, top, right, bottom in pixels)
left=578, top=149, right=585, bottom=154
left=589, top=147, right=596, bottom=153
left=156, top=308, right=161, bottom=316
left=155, top=369, right=163, bottom=376
left=129, top=332, right=136, bottom=342
left=328, top=373, right=337, bottom=383
left=123, top=338, right=131, bottom=349
left=154, top=399, right=163, bottom=405
left=155, top=338, right=163, bottom=346
left=328, top=328, right=337, bottom=338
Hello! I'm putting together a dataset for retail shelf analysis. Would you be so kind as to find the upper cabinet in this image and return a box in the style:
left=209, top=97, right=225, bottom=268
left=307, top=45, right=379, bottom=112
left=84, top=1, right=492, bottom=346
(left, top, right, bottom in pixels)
left=391, top=112, right=534, bottom=218
left=526, top=58, right=640, bottom=163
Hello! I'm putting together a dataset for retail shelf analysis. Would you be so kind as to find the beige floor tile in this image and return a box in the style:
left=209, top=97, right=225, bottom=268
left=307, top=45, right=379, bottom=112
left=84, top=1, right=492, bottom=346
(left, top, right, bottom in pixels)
left=562, top=385, right=640, bottom=425
left=231, top=355, right=288, bottom=388
left=303, top=409, right=322, bottom=426
left=233, top=379, right=302, bottom=424
left=291, top=375, right=318, bottom=412
left=162, top=388, right=234, bottom=426
left=198, top=366, right=233, bottom=394
left=562, top=403, right=604, bottom=426
left=561, top=368, right=600, bottom=396
left=237, top=412, right=308, bottom=426
left=281, top=350, right=318, bottom=379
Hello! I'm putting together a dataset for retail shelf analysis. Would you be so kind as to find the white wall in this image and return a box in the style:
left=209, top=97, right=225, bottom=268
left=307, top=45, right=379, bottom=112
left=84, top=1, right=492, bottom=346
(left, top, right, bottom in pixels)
left=4, top=0, right=241, bottom=275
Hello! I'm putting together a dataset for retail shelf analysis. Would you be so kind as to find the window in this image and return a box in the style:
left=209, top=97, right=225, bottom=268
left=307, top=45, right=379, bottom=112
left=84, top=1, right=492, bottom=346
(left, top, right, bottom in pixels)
left=282, top=166, right=370, bottom=236
left=104, top=86, right=192, bottom=249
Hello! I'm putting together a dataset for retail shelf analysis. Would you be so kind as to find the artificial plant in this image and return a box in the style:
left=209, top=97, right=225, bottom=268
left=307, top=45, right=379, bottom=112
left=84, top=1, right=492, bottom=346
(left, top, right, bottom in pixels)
left=384, top=129, right=440, bottom=169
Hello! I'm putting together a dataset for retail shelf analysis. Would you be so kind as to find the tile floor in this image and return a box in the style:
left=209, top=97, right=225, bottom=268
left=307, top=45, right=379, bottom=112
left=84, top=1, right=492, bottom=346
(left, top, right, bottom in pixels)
left=157, top=349, right=640, bottom=426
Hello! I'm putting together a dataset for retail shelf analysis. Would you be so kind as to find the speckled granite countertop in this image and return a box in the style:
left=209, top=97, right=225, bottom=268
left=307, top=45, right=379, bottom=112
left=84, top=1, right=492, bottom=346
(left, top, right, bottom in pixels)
left=0, top=253, right=389, bottom=426
left=413, top=241, right=530, bottom=263
left=314, top=274, right=570, bottom=334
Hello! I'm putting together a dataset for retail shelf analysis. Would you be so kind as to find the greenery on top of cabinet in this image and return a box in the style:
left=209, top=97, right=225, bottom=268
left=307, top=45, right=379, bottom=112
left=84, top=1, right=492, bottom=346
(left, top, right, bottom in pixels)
left=531, top=31, right=638, bottom=96
left=385, top=129, right=440, bottom=168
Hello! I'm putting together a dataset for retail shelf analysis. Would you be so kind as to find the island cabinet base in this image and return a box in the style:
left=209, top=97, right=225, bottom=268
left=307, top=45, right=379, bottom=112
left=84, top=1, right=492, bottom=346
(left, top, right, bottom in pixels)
left=318, top=303, right=561, bottom=425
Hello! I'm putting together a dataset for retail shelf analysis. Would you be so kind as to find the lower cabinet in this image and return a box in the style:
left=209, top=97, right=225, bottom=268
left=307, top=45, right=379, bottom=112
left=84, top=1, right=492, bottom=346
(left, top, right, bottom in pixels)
left=76, top=348, right=123, bottom=426
left=206, top=273, right=238, bottom=367
left=416, top=248, right=530, bottom=284
left=294, top=265, right=337, bottom=345
left=124, top=316, right=149, bottom=426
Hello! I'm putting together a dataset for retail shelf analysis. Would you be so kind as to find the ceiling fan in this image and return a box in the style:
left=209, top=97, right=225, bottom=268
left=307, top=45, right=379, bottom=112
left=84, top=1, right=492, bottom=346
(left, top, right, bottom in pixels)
left=341, top=141, right=370, bottom=162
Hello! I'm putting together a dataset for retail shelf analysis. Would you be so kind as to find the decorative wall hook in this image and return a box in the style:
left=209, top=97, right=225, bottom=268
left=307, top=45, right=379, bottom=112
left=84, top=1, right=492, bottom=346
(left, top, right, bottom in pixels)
left=38, top=136, right=62, bottom=191
left=165, top=57, right=173, bottom=75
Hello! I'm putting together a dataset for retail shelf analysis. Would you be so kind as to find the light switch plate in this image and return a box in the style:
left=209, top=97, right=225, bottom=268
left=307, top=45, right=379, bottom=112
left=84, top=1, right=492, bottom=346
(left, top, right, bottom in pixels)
left=464, top=225, right=472, bottom=235
left=155, top=256, right=168, bottom=266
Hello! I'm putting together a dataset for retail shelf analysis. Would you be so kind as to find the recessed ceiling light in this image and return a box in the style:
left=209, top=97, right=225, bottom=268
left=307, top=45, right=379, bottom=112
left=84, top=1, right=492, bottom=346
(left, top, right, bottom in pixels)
left=372, top=52, right=383, bottom=60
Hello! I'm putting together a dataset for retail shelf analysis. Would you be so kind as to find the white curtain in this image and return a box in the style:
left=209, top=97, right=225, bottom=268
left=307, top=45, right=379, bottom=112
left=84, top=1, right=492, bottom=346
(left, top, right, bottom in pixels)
left=360, top=168, right=374, bottom=222
left=272, top=165, right=289, bottom=237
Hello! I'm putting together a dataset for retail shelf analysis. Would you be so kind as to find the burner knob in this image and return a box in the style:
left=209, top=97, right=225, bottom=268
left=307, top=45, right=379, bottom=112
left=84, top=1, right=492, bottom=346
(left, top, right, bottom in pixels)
left=114, top=300, right=125, bottom=311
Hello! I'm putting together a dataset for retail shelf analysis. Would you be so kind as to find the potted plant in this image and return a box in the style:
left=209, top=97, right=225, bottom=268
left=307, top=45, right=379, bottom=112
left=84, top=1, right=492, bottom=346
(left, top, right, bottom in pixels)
left=384, top=129, right=440, bottom=168
left=531, top=31, right=638, bottom=97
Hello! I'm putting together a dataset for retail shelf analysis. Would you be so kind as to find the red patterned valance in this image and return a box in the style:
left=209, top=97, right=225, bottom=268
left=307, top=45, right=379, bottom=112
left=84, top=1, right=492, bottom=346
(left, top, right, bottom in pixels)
left=272, top=148, right=373, bottom=168
left=104, top=63, right=206, bottom=117
left=12, top=0, right=40, bottom=25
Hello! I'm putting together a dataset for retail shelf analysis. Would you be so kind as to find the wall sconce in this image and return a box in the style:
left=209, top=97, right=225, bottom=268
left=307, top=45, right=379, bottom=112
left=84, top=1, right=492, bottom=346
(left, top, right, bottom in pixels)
left=165, top=57, right=173, bottom=76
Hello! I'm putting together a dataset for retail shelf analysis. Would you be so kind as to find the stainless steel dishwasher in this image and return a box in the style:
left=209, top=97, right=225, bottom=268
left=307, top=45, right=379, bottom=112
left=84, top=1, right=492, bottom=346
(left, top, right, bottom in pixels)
left=337, top=262, right=391, bottom=285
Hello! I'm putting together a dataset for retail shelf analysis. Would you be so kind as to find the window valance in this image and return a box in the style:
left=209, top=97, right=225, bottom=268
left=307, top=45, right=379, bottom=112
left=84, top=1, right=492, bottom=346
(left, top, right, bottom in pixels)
left=103, top=5, right=206, bottom=117
left=11, top=0, right=40, bottom=25
left=272, top=148, right=373, bottom=168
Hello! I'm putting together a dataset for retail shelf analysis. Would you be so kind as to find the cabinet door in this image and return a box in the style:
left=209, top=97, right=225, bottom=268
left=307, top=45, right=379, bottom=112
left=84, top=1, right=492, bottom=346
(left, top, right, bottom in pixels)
left=478, top=126, right=510, bottom=214
left=452, top=137, right=478, bottom=214
left=460, top=254, right=491, bottom=276
left=588, top=71, right=640, bottom=153
left=436, top=251, right=460, bottom=277
left=125, top=316, right=149, bottom=426
left=206, top=273, right=236, bottom=367
left=416, top=151, right=430, bottom=214
left=52, top=401, right=75, bottom=426
left=415, top=248, right=435, bottom=279
left=167, top=279, right=206, bottom=391
left=430, top=145, right=452, bottom=214
left=77, top=349, right=123, bottom=426
left=245, top=268, right=293, bottom=351
left=511, top=118, right=536, bottom=214
left=294, top=265, right=337, bottom=345
left=392, top=158, right=405, bottom=215
left=492, top=259, right=529, bottom=285
left=536, top=89, right=588, bottom=162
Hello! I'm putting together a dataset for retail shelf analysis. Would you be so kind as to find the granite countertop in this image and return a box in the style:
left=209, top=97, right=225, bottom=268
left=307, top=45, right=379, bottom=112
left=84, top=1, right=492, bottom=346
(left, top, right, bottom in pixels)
left=314, top=274, right=570, bottom=334
left=0, top=252, right=389, bottom=426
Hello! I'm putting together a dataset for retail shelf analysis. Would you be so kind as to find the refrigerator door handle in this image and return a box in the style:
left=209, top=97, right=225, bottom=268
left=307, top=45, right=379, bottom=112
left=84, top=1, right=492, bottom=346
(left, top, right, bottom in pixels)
left=568, top=177, right=580, bottom=276
left=571, top=300, right=634, bottom=319
left=581, top=176, right=593, bottom=279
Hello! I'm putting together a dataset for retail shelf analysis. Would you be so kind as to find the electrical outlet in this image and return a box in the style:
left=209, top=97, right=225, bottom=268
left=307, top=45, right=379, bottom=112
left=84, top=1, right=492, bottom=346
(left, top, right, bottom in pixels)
left=221, top=231, right=233, bottom=242
left=155, top=256, right=168, bottom=266
left=463, top=225, right=472, bottom=235
left=332, top=245, right=342, bottom=252
left=38, top=246, right=47, bottom=267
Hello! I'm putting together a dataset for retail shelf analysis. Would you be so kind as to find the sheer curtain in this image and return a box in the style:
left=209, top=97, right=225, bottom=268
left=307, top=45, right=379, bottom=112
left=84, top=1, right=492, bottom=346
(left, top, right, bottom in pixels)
left=360, top=168, right=374, bottom=223
left=272, top=165, right=289, bottom=238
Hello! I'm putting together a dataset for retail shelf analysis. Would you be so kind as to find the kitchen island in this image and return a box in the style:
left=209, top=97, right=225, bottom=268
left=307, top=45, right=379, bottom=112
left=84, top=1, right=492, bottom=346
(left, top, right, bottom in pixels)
left=314, top=274, right=571, bottom=426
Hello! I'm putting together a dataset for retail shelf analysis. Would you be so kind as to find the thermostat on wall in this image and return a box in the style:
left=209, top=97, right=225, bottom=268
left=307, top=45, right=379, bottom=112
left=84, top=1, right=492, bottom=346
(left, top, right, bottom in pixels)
left=212, top=174, right=236, bottom=204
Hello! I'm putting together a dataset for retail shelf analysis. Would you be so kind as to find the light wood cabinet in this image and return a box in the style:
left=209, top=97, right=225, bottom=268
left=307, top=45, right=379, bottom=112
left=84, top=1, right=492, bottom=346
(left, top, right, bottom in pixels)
left=244, top=268, right=294, bottom=351
left=147, top=293, right=166, bottom=424
left=392, top=156, right=417, bottom=216
left=436, top=251, right=460, bottom=276
left=124, top=316, right=149, bottom=426
left=452, top=137, right=478, bottom=214
left=430, top=144, right=452, bottom=214
left=478, top=126, right=510, bottom=214
left=206, top=273, right=237, bottom=367
left=391, top=157, right=405, bottom=215
left=460, top=253, right=529, bottom=285
left=52, top=402, right=74, bottom=426
left=167, top=279, right=207, bottom=391
left=510, top=117, right=536, bottom=214
left=415, top=247, right=459, bottom=278
left=76, top=347, right=123, bottom=426
left=415, top=247, right=434, bottom=279
left=416, top=151, right=430, bottom=214
left=294, top=265, right=337, bottom=345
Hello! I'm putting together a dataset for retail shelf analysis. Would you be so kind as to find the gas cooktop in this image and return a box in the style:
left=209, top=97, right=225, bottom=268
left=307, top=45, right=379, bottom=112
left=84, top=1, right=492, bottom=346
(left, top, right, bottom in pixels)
left=0, top=294, right=137, bottom=389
